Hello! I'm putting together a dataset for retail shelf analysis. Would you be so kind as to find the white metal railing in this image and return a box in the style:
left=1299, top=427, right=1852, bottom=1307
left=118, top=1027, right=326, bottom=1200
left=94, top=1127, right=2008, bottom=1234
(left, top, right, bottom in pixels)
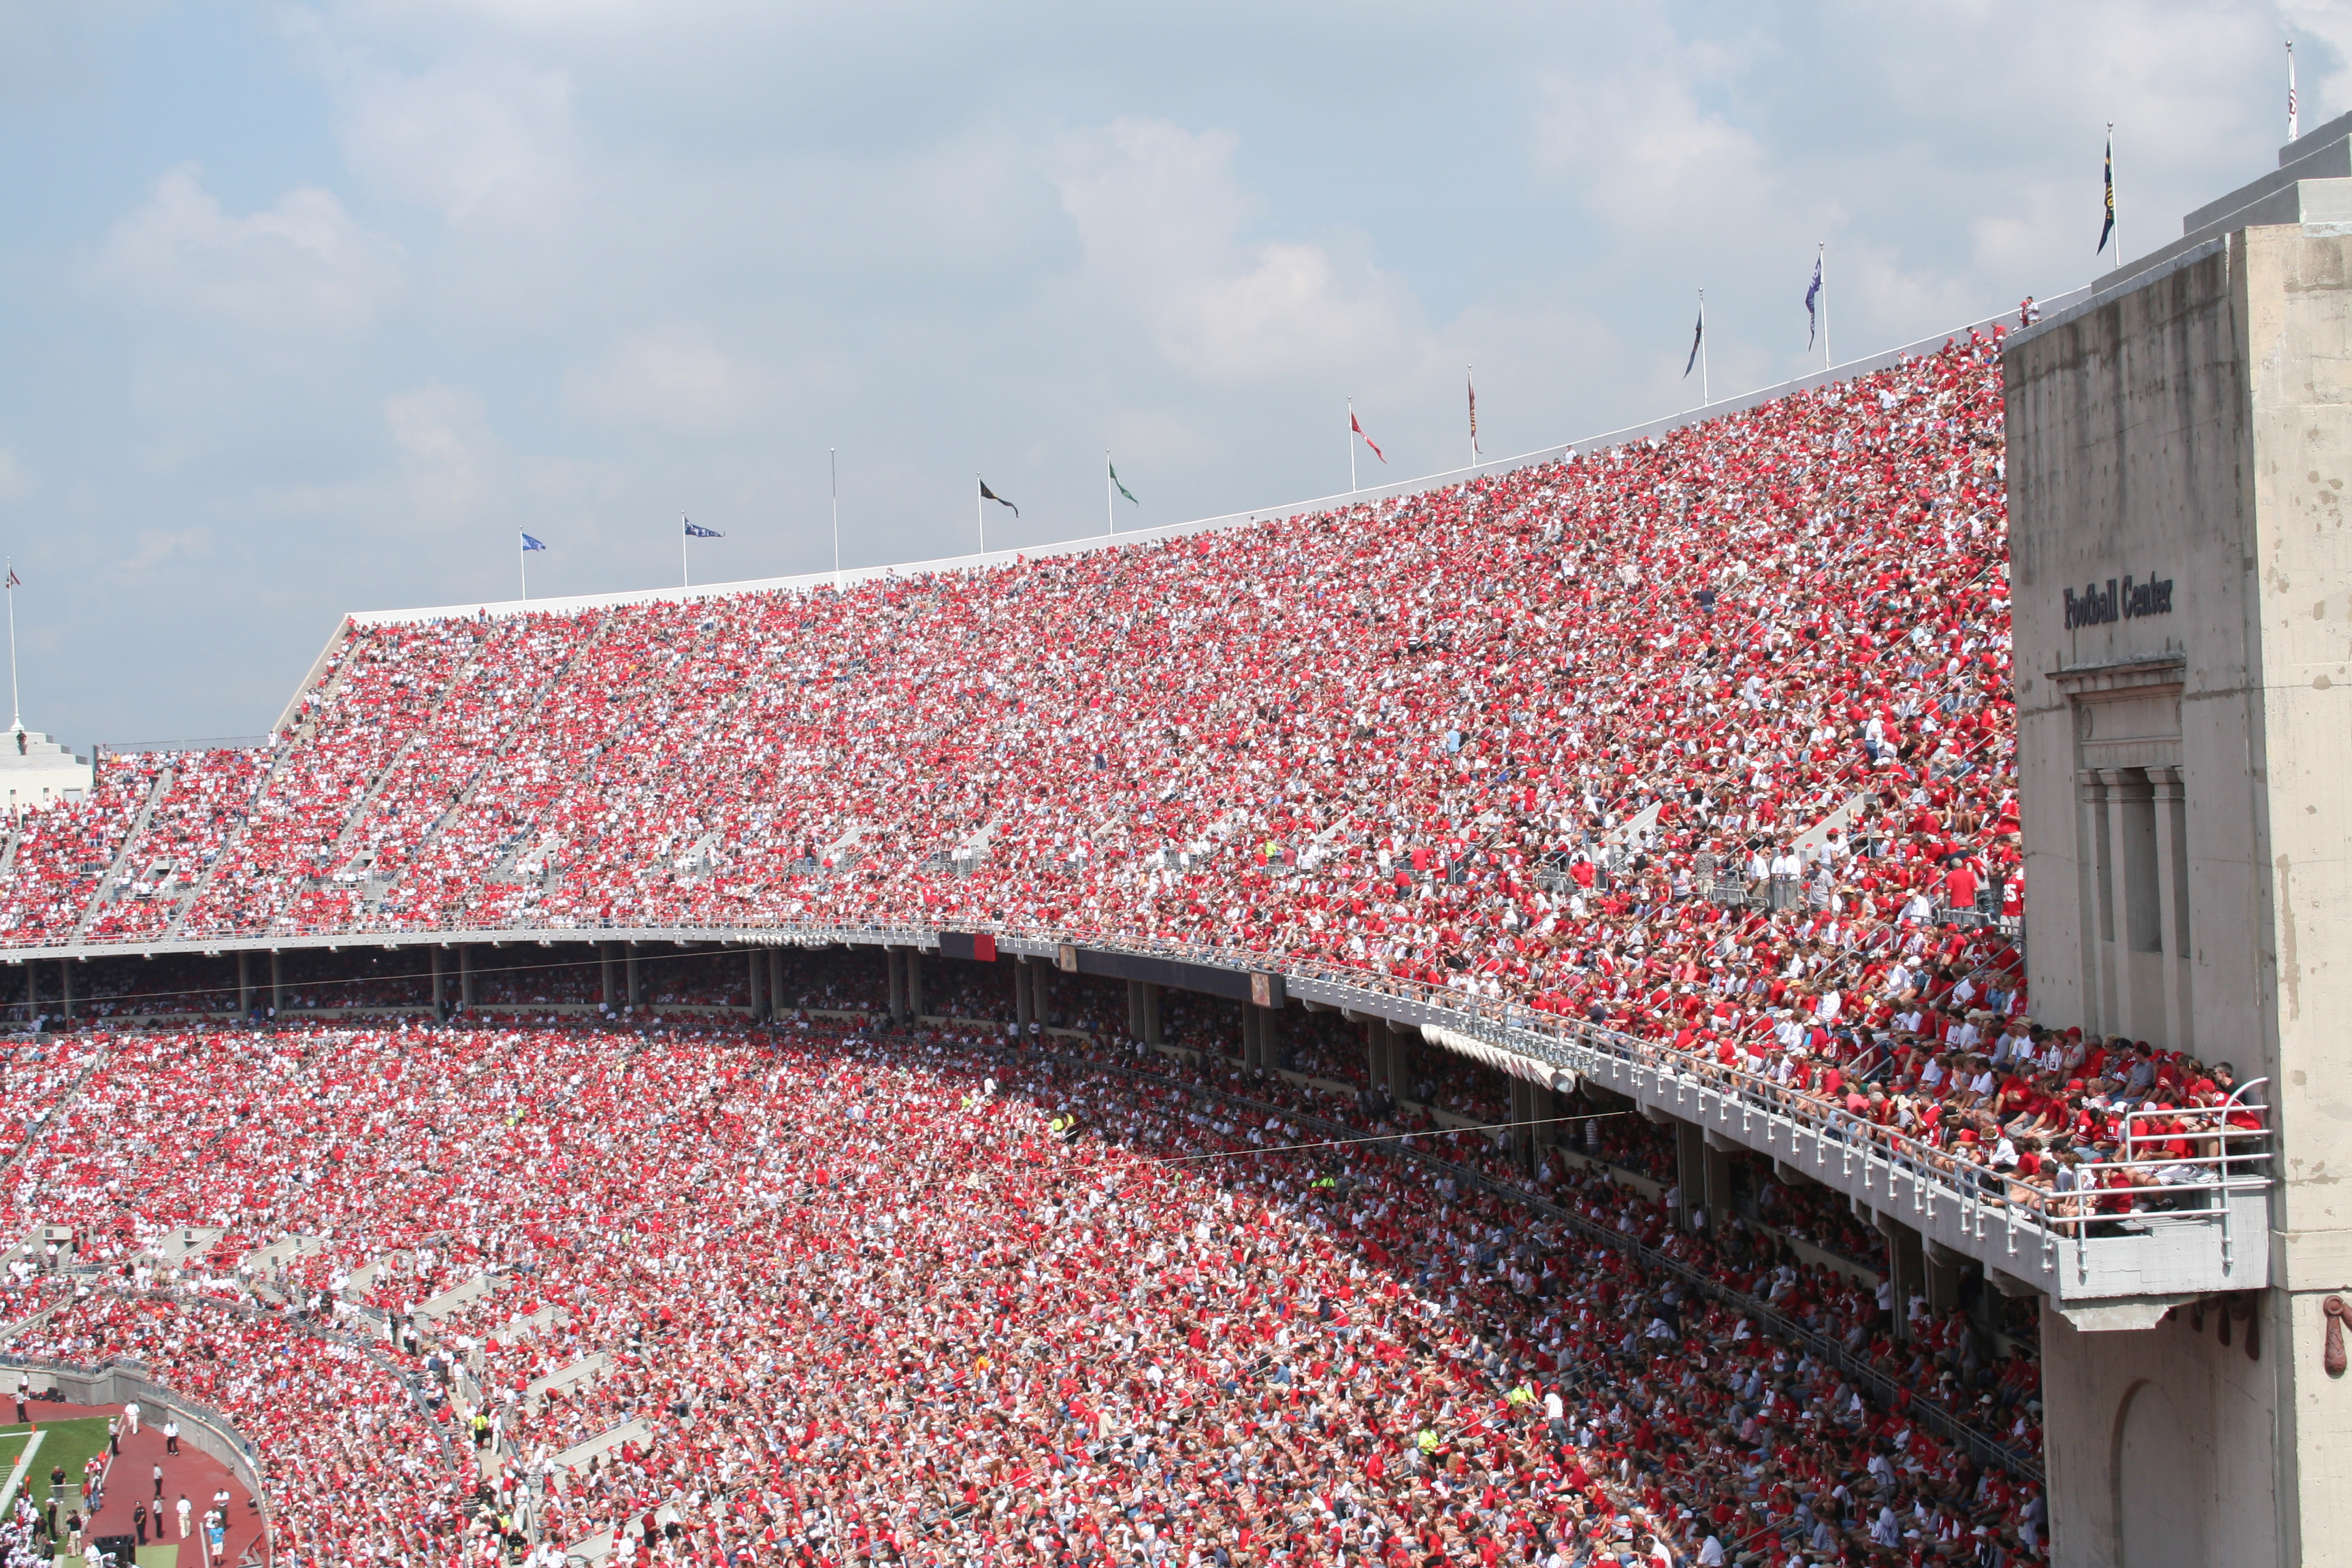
left=0, top=911, right=2271, bottom=1288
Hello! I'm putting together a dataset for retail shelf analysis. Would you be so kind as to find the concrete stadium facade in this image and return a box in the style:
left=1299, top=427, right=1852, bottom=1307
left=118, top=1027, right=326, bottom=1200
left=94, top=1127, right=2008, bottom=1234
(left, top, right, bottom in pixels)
left=2007, top=109, right=2352, bottom=1568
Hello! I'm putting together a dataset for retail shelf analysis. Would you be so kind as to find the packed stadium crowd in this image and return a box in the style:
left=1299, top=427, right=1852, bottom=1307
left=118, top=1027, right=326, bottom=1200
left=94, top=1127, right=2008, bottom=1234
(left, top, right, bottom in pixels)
left=0, top=329, right=2237, bottom=1564
left=0, top=1000, right=2051, bottom=1568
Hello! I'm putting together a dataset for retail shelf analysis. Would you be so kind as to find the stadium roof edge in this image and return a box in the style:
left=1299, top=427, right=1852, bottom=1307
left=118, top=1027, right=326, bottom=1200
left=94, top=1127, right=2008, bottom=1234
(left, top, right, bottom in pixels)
left=347, top=289, right=2085, bottom=632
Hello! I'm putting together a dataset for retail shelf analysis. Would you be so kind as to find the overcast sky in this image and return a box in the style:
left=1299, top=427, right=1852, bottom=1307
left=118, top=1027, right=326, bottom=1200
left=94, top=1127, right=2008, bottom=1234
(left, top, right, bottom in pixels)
left=0, top=0, right=2342, bottom=743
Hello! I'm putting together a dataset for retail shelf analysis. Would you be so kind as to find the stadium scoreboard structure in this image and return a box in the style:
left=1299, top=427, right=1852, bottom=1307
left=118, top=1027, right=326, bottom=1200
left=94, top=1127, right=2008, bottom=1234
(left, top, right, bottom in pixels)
left=2007, top=109, right=2352, bottom=1568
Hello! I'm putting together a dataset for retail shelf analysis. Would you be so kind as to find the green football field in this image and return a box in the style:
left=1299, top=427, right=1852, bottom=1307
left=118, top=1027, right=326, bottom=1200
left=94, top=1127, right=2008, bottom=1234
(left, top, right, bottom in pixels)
left=0, top=1417, right=124, bottom=1518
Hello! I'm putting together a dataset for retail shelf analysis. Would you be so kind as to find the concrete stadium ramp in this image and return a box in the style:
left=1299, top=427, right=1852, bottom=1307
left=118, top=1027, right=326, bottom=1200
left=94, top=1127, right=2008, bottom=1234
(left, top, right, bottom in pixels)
left=493, top=1303, right=570, bottom=1345
left=238, top=1234, right=327, bottom=1272
left=526, top=1352, right=609, bottom=1403
left=413, top=1272, right=503, bottom=1322
left=552, top=1417, right=647, bottom=1473
left=151, top=1226, right=226, bottom=1264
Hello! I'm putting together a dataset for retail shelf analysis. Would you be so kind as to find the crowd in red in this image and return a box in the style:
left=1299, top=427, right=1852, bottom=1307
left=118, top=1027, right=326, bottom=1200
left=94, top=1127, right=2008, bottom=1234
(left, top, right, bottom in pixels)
left=3, top=1001, right=2049, bottom=1568
left=0, top=332, right=2255, bottom=1565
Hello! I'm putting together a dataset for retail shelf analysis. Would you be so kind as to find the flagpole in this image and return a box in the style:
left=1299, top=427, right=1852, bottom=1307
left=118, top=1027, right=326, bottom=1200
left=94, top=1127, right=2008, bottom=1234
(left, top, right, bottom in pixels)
left=830, top=448, right=841, bottom=589
left=5, top=564, right=19, bottom=734
left=519, top=536, right=528, bottom=602
left=2109, top=122, right=2121, bottom=270
left=977, top=475, right=985, bottom=555
left=1820, top=244, right=1831, bottom=370
left=682, top=512, right=689, bottom=589
left=1106, top=451, right=1115, bottom=538
left=1348, top=399, right=1358, bottom=493
left=1699, top=292, right=1710, bottom=406
left=1466, top=366, right=1476, bottom=469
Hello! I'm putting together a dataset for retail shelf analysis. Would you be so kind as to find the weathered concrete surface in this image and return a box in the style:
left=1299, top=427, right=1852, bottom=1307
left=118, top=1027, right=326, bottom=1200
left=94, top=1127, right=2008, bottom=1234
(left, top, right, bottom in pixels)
left=2008, top=210, right=2352, bottom=1568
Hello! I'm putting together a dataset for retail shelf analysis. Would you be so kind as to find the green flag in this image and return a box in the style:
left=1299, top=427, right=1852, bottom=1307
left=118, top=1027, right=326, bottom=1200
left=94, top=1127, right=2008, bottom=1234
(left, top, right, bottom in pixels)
left=1109, top=457, right=1139, bottom=506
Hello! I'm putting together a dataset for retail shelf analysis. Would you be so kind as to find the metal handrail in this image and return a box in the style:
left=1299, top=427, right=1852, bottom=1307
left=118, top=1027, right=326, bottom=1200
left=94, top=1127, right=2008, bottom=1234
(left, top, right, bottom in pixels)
left=0, top=912, right=2268, bottom=1269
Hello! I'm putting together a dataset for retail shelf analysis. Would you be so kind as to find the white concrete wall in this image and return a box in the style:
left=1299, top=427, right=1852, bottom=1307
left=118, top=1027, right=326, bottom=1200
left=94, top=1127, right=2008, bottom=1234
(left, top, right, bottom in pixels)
left=2006, top=219, right=2352, bottom=1568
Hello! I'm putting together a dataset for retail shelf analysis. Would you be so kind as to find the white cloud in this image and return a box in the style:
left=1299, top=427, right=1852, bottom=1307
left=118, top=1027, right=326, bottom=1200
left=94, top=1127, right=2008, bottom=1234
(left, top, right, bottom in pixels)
left=1049, top=118, right=1426, bottom=382
left=332, top=52, right=578, bottom=222
left=564, top=327, right=764, bottom=435
left=0, top=446, right=35, bottom=506
left=384, top=382, right=496, bottom=525
left=88, top=165, right=406, bottom=335
left=123, top=526, right=212, bottom=571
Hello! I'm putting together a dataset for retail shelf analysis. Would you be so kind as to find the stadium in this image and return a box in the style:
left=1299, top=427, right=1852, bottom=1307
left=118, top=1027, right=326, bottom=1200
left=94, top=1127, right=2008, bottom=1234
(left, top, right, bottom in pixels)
left=0, top=81, right=2345, bottom=1568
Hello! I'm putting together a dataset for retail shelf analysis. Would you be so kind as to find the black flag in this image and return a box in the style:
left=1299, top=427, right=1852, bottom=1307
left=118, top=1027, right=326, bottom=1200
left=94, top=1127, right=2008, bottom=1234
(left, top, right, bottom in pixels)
left=2097, top=131, right=2114, bottom=254
left=1683, top=308, right=1704, bottom=378
left=979, top=479, right=1019, bottom=518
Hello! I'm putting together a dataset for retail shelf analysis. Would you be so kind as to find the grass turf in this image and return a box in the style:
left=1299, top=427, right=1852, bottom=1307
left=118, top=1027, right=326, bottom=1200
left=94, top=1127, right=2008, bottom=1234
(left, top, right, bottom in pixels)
left=0, top=1417, right=122, bottom=1516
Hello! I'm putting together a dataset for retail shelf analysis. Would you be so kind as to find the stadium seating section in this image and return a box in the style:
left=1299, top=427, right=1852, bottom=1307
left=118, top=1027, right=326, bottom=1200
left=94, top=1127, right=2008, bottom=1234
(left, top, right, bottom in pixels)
left=0, top=332, right=2212, bottom=1565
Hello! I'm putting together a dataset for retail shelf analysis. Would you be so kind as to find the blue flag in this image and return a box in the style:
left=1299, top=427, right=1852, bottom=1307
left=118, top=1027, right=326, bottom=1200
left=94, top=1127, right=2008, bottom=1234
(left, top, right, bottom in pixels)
left=684, top=519, right=724, bottom=538
left=1805, top=259, right=1822, bottom=349
left=520, top=532, right=548, bottom=553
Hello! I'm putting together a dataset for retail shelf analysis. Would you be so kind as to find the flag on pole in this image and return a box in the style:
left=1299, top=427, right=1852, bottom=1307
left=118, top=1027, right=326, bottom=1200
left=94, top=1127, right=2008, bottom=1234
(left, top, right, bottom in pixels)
left=1684, top=307, right=1704, bottom=377
left=2097, top=128, right=2115, bottom=254
left=1351, top=409, right=1386, bottom=463
left=1466, top=367, right=1480, bottom=457
left=684, top=519, right=724, bottom=538
left=2288, top=42, right=2299, bottom=142
left=4, top=568, right=17, bottom=589
left=521, top=533, right=548, bottom=553
left=979, top=479, right=1019, bottom=518
left=1108, top=459, right=1138, bottom=506
left=1805, top=257, right=1823, bottom=350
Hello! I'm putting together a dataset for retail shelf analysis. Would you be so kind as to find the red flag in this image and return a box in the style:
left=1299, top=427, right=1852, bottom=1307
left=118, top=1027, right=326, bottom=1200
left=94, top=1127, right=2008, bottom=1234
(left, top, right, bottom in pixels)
left=1350, top=410, right=1386, bottom=463
left=4, top=568, right=18, bottom=589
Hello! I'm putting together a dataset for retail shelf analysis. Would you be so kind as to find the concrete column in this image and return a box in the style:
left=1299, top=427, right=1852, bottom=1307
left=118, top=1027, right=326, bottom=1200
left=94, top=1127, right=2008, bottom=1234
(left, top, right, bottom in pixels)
left=270, top=950, right=284, bottom=1015
left=1126, top=980, right=1145, bottom=1040
left=770, top=948, right=787, bottom=1015
left=1141, top=983, right=1162, bottom=1046
left=1703, top=1137, right=1734, bottom=1224
left=625, top=944, right=641, bottom=1009
left=1673, top=1117, right=1705, bottom=1228
left=1258, top=1001, right=1280, bottom=1071
left=457, top=945, right=473, bottom=1011
left=1530, top=1083, right=1558, bottom=1149
left=1922, top=1237, right=1964, bottom=1320
left=2076, top=770, right=2113, bottom=1036
left=1365, top=1017, right=1388, bottom=1092
left=1013, top=960, right=1032, bottom=1033
left=2098, top=768, right=2140, bottom=1043
left=747, top=947, right=766, bottom=1018
left=431, top=948, right=446, bottom=1017
left=906, top=951, right=923, bottom=1018
left=59, top=960, right=71, bottom=1026
left=887, top=951, right=908, bottom=1021
left=235, top=951, right=250, bottom=1017
left=2149, top=764, right=2194, bottom=1056
left=1876, top=1214, right=1925, bottom=1342
left=599, top=945, right=615, bottom=1011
